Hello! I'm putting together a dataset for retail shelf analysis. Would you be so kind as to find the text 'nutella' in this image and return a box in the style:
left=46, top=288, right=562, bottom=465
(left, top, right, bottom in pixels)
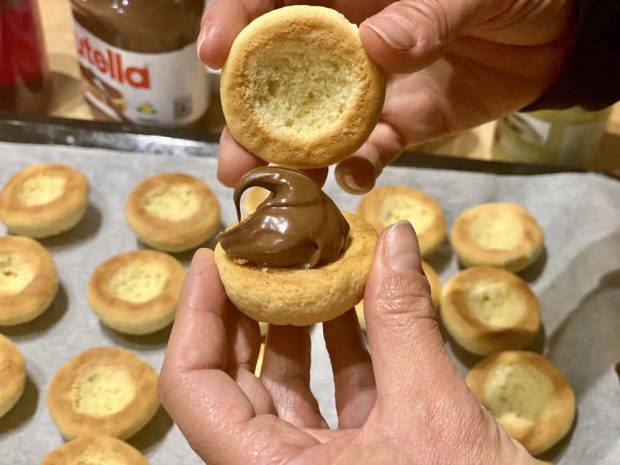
left=218, top=167, right=350, bottom=268
left=70, top=0, right=208, bottom=126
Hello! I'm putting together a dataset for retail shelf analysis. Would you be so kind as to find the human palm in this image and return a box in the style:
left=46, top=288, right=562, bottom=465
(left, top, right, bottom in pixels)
left=199, top=0, right=574, bottom=191
left=159, top=223, right=536, bottom=464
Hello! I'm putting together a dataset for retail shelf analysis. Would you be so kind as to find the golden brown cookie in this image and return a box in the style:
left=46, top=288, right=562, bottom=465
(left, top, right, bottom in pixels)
left=0, top=236, right=58, bottom=326
left=47, top=346, right=159, bottom=440
left=40, top=435, right=148, bottom=465
left=221, top=5, right=385, bottom=169
left=440, top=267, right=540, bottom=356
left=125, top=172, right=220, bottom=252
left=465, top=351, right=575, bottom=456
left=0, top=163, right=89, bottom=238
left=357, top=186, right=446, bottom=257
left=87, top=250, right=185, bottom=335
left=356, top=260, right=441, bottom=331
left=215, top=212, right=377, bottom=326
left=0, top=334, right=26, bottom=417
left=451, top=203, right=543, bottom=272
left=241, top=187, right=270, bottom=218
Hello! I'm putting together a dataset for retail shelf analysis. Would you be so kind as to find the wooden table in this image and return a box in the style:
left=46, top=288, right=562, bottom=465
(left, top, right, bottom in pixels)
left=39, top=0, right=620, bottom=172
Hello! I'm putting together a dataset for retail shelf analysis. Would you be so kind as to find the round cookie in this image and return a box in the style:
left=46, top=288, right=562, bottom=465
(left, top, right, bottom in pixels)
left=47, top=346, right=159, bottom=440
left=125, top=172, right=220, bottom=252
left=0, top=163, right=89, bottom=238
left=356, top=260, right=441, bottom=331
left=221, top=5, right=385, bottom=169
left=440, top=267, right=540, bottom=356
left=0, top=334, right=26, bottom=417
left=40, top=435, right=148, bottom=465
left=451, top=203, right=543, bottom=272
left=0, top=236, right=58, bottom=326
left=242, top=187, right=270, bottom=218
left=215, top=212, right=377, bottom=326
left=465, top=351, right=575, bottom=456
left=87, top=250, right=185, bottom=335
left=357, top=186, right=446, bottom=257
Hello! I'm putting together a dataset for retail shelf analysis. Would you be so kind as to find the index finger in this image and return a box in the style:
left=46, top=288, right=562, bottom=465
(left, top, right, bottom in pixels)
left=159, top=249, right=268, bottom=462
left=161, top=248, right=229, bottom=372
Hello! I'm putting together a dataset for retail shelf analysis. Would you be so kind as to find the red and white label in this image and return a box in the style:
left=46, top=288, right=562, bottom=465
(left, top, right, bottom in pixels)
left=73, top=21, right=209, bottom=125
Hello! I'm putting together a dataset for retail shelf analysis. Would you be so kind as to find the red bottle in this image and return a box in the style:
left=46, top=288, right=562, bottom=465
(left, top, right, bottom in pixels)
left=0, top=0, right=50, bottom=113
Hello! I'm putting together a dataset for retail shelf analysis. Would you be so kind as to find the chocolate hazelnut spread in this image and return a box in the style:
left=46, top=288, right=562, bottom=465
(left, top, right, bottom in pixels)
left=218, top=167, right=350, bottom=268
left=69, top=0, right=208, bottom=125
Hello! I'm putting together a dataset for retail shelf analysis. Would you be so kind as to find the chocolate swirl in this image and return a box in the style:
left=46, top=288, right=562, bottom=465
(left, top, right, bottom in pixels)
left=218, top=167, right=349, bottom=268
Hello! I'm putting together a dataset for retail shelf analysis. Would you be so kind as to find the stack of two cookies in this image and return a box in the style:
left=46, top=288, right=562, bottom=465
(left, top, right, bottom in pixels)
left=215, top=5, right=386, bottom=328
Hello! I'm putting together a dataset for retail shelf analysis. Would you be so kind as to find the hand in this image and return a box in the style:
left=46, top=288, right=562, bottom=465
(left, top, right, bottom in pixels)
left=198, top=0, right=575, bottom=193
left=159, top=221, right=537, bottom=465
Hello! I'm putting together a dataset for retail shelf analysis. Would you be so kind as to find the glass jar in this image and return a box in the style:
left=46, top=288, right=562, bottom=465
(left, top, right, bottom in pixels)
left=492, top=106, right=613, bottom=167
left=69, top=0, right=209, bottom=126
left=0, top=0, right=51, bottom=113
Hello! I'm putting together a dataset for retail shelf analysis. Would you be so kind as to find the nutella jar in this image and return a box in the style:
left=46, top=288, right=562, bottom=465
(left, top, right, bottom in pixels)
left=70, top=0, right=208, bottom=126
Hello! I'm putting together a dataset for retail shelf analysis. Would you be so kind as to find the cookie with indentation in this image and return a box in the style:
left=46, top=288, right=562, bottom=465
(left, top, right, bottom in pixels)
left=0, top=236, right=58, bottom=326
left=87, top=250, right=185, bottom=335
left=451, top=203, right=543, bottom=272
left=221, top=5, right=385, bottom=169
left=0, top=163, right=89, bottom=238
left=242, top=187, right=270, bottom=218
left=356, top=260, right=441, bottom=331
left=215, top=212, right=377, bottom=326
left=0, top=334, right=26, bottom=417
left=47, top=346, right=159, bottom=440
left=440, top=267, right=540, bottom=355
left=357, top=186, right=446, bottom=257
left=125, top=172, right=220, bottom=252
left=40, top=435, right=148, bottom=465
left=465, top=351, right=575, bottom=456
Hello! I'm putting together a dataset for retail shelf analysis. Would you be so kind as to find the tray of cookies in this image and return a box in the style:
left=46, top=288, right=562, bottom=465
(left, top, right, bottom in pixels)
left=0, top=133, right=618, bottom=464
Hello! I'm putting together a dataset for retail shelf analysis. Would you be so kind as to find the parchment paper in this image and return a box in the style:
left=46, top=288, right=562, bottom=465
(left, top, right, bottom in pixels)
left=0, top=142, right=618, bottom=464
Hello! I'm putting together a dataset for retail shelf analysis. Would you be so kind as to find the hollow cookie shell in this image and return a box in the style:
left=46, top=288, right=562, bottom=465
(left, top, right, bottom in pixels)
left=0, top=334, right=26, bottom=417
left=40, top=435, right=148, bottom=465
left=47, top=346, right=159, bottom=440
left=440, top=267, right=540, bottom=356
left=221, top=5, right=385, bottom=168
left=357, top=186, right=446, bottom=257
left=125, top=172, right=220, bottom=252
left=465, top=351, right=575, bottom=456
left=0, top=163, right=89, bottom=238
left=451, top=203, right=543, bottom=272
left=215, top=213, right=377, bottom=326
left=241, top=187, right=270, bottom=218
left=87, top=250, right=185, bottom=335
left=0, top=236, right=58, bottom=326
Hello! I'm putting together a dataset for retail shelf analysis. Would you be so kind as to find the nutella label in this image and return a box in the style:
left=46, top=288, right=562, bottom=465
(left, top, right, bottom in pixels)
left=73, top=21, right=208, bottom=125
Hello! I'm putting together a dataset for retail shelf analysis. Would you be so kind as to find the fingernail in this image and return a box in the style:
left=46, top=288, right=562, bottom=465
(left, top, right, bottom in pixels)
left=189, top=248, right=208, bottom=273
left=335, top=162, right=375, bottom=194
left=384, top=221, right=420, bottom=273
left=196, top=27, right=207, bottom=59
left=366, top=14, right=416, bottom=50
left=338, top=170, right=367, bottom=194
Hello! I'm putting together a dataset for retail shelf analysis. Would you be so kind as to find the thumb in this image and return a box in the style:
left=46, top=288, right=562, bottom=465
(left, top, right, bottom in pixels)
left=364, top=221, right=456, bottom=397
left=360, top=0, right=476, bottom=74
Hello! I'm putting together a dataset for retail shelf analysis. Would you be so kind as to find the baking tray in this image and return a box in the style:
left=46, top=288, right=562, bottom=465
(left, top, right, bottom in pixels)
left=0, top=115, right=618, bottom=464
